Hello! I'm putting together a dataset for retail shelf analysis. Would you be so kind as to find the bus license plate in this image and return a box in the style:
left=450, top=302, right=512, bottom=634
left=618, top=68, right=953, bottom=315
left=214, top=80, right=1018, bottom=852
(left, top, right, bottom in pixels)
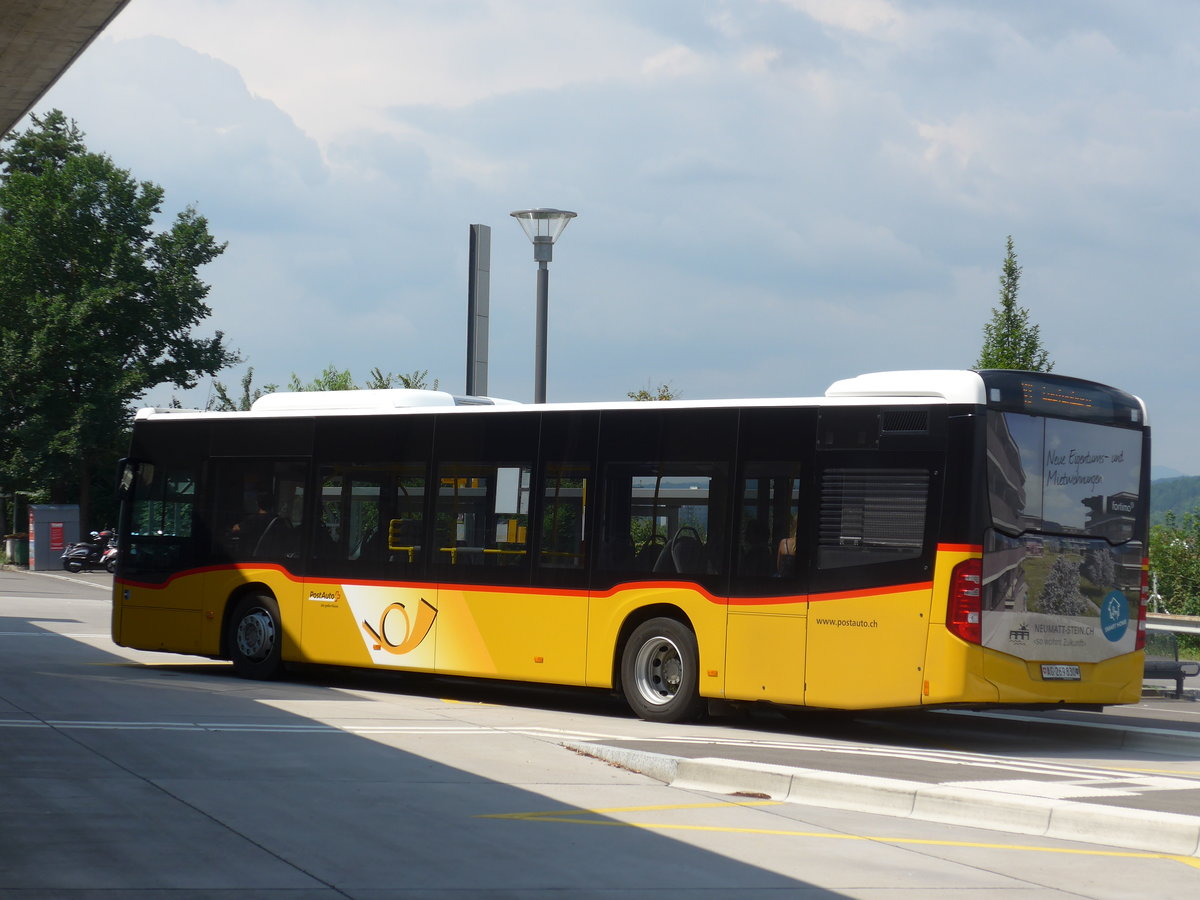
left=1041, top=664, right=1081, bottom=681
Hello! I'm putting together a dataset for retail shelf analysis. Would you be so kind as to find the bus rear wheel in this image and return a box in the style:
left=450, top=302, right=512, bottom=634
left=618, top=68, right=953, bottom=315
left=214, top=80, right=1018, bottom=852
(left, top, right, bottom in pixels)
left=229, top=593, right=283, bottom=679
left=621, top=617, right=704, bottom=723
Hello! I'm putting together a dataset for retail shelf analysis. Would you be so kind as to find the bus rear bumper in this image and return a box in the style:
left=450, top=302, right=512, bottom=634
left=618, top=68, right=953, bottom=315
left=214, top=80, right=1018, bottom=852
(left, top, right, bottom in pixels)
left=923, top=633, right=1142, bottom=707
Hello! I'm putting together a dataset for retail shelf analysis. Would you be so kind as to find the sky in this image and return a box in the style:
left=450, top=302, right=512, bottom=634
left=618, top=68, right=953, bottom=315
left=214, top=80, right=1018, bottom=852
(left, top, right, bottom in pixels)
left=28, top=0, right=1200, bottom=474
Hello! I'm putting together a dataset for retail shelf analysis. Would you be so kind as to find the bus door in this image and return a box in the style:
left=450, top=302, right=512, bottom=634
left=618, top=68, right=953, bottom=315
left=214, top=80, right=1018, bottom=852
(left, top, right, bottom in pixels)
left=114, top=455, right=209, bottom=654
left=724, top=463, right=808, bottom=705
left=209, top=458, right=310, bottom=657
left=803, top=455, right=941, bottom=709
left=429, top=412, right=589, bottom=685
left=304, top=462, right=436, bottom=671
left=431, top=460, right=589, bottom=684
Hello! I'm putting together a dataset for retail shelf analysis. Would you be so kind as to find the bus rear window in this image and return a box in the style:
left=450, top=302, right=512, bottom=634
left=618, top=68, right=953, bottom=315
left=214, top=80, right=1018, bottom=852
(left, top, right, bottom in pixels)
left=987, top=412, right=1142, bottom=541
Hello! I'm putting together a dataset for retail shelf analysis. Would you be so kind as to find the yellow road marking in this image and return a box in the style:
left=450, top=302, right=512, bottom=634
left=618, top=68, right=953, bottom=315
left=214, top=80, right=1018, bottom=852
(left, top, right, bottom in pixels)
left=481, top=802, right=1200, bottom=870
left=484, top=800, right=780, bottom=818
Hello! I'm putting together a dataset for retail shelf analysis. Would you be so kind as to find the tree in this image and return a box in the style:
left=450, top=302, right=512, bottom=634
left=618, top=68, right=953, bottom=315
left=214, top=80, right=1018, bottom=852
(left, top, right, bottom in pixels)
left=628, top=381, right=680, bottom=401
left=1038, top=554, right=1089, bottom=616
left=0, top=111, right=237, bottom=526
left=210, top=367, right=278, bottom=411
left=210, top=364, right=441, bottom=407
left=1080, top=546, right=1116, bottom=591
left=975, top=236, right=1054, bottom=372
left=1150, top=510, right=1200, bottom=655
left=1150, top=510, right=1200, bottom=615
left=287, top=364, right=356, bottom=392
left=364, top=367, right=439, bottom=390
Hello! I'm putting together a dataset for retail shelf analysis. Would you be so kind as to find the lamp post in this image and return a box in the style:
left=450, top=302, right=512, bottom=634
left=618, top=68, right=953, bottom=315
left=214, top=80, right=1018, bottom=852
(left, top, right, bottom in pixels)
left=510, top=208, right=577, bottom=404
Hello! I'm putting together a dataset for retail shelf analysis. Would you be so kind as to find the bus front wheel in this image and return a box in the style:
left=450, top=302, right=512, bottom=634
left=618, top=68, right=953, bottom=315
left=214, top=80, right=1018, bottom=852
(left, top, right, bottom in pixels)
left=620, top=617, right=704, bottom=723
left=228, top=594, right=283, bottom=679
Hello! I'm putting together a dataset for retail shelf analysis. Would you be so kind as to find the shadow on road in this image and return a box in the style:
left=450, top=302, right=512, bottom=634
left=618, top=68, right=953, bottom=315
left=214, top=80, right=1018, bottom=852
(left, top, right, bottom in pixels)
left=0, top=597, right=843, bottom=896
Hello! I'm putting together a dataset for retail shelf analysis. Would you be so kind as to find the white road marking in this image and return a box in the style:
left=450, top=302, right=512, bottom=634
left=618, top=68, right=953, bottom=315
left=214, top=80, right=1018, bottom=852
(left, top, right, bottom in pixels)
left=0, top=717, right=617, bottom=741
left=940, top=776, right=1200, bottom=799
left=938, top=708, right=1200, bottom=738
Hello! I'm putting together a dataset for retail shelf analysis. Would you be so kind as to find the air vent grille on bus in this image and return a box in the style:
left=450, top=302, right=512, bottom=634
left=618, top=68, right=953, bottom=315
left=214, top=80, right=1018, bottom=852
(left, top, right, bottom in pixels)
left=817, top=468, right=930, bottom=570
left=880, top=410, right=930, bottom=434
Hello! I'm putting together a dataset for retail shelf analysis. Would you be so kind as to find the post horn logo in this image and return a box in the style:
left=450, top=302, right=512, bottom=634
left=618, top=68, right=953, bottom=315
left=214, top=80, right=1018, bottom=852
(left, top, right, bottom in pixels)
left=361, top=597, right=438, bottom=655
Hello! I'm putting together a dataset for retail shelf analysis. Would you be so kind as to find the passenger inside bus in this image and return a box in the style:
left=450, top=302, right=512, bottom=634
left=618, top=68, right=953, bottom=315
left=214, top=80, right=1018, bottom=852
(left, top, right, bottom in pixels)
left=777, top=515, right=798, bottom=576
left=233, top=493, right=274, bottom=557
left=740, top=518, right=773, bottom=576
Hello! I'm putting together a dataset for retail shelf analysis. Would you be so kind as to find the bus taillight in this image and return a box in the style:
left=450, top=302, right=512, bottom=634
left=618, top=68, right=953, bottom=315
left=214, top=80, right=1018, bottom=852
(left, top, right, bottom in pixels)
left=1135, top=558, right=1149, bottom=651
left=947, top=558, right=983, bottom=645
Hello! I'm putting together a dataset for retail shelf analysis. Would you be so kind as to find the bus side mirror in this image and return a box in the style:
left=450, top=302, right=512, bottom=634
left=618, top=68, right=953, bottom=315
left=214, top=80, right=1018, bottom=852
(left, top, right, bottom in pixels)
left=116, top=459, right=152, bottom=499
left=117, top=459, right=136, bottom=499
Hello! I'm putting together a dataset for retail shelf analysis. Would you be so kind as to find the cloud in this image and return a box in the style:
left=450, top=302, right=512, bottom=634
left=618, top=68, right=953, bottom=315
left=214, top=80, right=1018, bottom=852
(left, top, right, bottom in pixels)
left=642, top=45, right=706, bottom=78
left=779, top=0, right=905, bottom=36
left=23, top=0, right=1200, bottom=472
left=104, top=0, right=676, bottom=147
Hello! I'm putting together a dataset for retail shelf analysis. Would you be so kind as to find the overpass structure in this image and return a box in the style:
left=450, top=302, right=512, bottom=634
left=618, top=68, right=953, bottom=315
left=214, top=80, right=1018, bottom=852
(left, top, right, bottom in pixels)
left=1, top=0, right=129, bottom=137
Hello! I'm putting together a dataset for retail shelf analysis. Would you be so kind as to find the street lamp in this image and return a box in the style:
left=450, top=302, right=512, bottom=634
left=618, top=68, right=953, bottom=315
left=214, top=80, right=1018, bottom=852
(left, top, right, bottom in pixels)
left=510, top=208, right=577, bottom=404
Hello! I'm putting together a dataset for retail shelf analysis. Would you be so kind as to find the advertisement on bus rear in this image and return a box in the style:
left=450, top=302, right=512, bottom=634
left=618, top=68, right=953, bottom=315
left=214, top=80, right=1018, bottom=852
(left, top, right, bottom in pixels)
left=982, top=412, right=1143, bottom=662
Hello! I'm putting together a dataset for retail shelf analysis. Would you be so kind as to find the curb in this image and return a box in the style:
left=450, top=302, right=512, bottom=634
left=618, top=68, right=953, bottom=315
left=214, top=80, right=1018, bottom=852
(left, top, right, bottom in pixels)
left=1142, top=686, right=1198, bottom=702
left=564, top=741, right=1200, bottom=858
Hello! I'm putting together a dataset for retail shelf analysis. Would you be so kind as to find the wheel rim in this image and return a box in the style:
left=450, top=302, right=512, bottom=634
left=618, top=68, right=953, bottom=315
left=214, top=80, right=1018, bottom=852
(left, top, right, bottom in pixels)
left=632, top=635, right=685, bottom=707
left=235, top=607, right=276, bottom=662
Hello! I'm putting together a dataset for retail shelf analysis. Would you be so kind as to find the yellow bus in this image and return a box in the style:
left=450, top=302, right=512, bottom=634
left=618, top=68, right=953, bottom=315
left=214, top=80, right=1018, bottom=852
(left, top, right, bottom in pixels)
left=112, top=369, right=1150, bottom=722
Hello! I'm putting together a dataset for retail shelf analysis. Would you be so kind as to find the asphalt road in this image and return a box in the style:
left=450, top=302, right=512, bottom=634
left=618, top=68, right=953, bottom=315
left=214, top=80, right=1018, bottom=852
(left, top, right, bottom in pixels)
left=2, top=566, right=1199, bottom=897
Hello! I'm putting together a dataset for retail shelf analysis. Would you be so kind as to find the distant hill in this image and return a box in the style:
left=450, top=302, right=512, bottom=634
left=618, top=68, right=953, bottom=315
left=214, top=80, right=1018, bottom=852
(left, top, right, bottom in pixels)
left=1151, top=476, right=1200, bottom=526
left=1153, top=465, right=1190, bottom=481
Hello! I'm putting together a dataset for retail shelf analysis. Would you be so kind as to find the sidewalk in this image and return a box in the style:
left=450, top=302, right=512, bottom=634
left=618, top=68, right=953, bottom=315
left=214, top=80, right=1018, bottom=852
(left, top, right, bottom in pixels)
left=567, top=696, right=1200, bottom=860
left=567, top=734, right=1200, bottom=860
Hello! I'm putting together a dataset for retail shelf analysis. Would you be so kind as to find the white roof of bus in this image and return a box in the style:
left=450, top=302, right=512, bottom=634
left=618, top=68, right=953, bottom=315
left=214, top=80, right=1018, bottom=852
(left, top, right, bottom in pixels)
left=254, top=388, right=467, bottom=411
left=133, top=370, right=998, bottom=421
left=825, top=370, right=988, bottom=402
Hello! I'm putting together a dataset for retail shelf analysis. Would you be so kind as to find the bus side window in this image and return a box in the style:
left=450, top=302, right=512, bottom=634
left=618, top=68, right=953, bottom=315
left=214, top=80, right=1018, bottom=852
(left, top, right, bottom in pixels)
left=434, top=463, right=533, bottom=572
left=213, top=460, right=306, bottom=565
left=348, top=475, right=385, bottom=562
left=315, top=468, right=343, bottom=558
left=314, top=464, right=426, bottom=571
left=388, top=468, right=426, bottom=567
left=126, top=465, right=199, bottom=572
left=538, top=464, right=589, bottom=569
left=600, top=463, right=726, bottom=578
left=735, top=464, right=801, bottom=579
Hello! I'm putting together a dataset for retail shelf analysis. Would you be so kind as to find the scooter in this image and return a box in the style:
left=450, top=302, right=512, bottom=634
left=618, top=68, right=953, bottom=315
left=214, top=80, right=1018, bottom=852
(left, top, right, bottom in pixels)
left=62, top=531, right=116, bottom=573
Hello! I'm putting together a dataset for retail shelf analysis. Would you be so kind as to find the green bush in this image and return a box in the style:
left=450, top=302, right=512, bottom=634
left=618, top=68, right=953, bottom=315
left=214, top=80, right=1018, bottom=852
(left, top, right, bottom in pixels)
left=1149, top=509, right=1200, bottom=658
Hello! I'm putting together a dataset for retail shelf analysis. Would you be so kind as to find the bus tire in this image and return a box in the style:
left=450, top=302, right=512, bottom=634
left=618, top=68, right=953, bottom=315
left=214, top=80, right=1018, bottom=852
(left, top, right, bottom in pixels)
left=620, top=617, right=705, bottom=723
left=228, top=593, right=283, bottom=679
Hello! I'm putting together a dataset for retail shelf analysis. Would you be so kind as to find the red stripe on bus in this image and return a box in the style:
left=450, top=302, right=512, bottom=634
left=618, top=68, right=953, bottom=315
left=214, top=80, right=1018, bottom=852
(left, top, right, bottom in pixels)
left=937, top=543, right=983, bottom=554
left=116, top=562, right=296, bottom=591
left=808, top=581, right=933, bottom=603
left=726, top=594, right=807, bottom=606
left=118, top=569, right=929, bottom=606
